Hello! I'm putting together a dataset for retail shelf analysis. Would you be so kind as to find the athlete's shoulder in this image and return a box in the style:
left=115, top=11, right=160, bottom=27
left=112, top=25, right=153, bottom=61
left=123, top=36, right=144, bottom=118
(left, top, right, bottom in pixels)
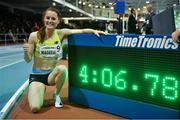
left=29, top=31, right=38, bottom=37
left=29, top=31, right=38, bottom=39
left=56, top=28, right=70, bottom=34
left=28, top=31, right=38, bottom=43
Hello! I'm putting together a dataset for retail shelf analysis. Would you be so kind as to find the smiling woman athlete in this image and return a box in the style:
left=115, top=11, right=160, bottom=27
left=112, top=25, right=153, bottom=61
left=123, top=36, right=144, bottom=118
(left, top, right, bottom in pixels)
left=23, top=7, right=105, bottom=113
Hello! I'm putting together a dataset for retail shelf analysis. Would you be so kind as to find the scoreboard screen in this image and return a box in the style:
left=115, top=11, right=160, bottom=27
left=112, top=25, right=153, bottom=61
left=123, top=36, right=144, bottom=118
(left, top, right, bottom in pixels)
left=68, top=34, right=179, bottom=119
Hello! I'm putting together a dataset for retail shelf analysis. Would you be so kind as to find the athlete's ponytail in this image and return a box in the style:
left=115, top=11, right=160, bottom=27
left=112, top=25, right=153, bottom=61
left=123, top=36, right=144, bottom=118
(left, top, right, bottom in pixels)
left=37, top=26, right=45, bottom=43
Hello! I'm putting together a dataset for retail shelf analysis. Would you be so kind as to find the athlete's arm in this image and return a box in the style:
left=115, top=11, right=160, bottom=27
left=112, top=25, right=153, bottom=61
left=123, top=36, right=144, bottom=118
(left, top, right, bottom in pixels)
left=172, top=29, right=180, bottom=42
left=23, top=32, right=36, bottom=62
left=58, top=28, right=106, bottom=39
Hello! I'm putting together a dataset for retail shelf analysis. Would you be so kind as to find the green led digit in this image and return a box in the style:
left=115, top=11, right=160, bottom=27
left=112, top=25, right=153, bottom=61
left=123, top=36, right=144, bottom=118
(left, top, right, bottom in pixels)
left=162, top=76, right=178, bottom=101
left=115, top=70, right=127, bottom=90
left=79, top=65, right=88, bottom=83
left=132, top=85, right=138, bottom=91
left=102, top=68, right=112, bottom=88
left=145, top=73, right=159, bottom=96
left=92, top=70, right=97, bottom=83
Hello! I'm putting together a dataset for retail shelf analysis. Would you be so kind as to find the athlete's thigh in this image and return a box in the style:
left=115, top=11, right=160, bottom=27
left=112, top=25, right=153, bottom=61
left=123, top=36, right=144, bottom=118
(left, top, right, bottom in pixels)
left=28, top=81, right=46, bottom=108
left=47, top=69, right=57, bottom=85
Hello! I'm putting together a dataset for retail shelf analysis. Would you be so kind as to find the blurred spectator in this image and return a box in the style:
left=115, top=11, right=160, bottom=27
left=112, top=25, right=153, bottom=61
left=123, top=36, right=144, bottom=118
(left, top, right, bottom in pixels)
left=128, top=8, right=137, bottom=34
left=8, top=29, right=16, bottom=42
left=116, top=16, right=123, bottom=34
left=0, top=6, right=41, bottom=34
left=107, top=22, right=114, bottom=33
left=33, top=22, right=40, bottom=31
left=143, top=4, right=155, bottom=34
left=0, top=5, right=108, bottom=35
left=136, top=14, right=142, bottom=34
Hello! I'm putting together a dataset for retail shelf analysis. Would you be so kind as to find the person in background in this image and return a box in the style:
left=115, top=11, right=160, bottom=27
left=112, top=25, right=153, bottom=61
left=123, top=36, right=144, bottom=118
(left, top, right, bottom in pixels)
left=128, top=8, right=137, bottom=34
left=23, top=7, right=105, bottom=113
left=107, top=22, right=114, bottom=33
left=143, top=3, right=155, bottom=34
left=115, top=16, right=123, bottom=34
left=8, top=29, right=17, bottom=43
left=33, top=22, right=40, bottom=31
left=136, top=14, right=142, bottom=34
left=172, top=29, right=180, bottom=42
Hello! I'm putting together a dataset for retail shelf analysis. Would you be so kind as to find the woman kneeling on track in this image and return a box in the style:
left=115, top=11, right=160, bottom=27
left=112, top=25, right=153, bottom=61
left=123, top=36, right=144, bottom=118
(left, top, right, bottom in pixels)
left=23, top=7, right=105, bottom=113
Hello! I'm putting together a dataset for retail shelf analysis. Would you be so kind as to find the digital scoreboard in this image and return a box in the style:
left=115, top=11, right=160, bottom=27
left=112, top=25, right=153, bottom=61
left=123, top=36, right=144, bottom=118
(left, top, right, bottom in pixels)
left=68, top=34, right=179, bottom=119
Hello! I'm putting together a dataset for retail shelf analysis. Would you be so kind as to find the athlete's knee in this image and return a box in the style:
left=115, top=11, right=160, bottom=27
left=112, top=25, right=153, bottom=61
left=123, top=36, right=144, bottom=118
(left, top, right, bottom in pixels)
left=56, top=65, right=68, bottom=78
left=56, top=65, right=67, bottom=72
left=29, top=102, right=42, bottom=113
left=30, top=106, right=41, bottom=113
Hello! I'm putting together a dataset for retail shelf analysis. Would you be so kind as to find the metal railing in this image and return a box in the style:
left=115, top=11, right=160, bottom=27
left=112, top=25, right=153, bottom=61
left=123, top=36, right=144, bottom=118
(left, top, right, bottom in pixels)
left=0, top=33, right=29, bottom=46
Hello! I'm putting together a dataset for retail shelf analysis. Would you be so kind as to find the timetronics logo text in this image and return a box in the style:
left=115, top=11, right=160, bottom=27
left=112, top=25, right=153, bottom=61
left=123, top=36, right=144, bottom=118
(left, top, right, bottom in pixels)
left=115, top=35, right=179, bottom=50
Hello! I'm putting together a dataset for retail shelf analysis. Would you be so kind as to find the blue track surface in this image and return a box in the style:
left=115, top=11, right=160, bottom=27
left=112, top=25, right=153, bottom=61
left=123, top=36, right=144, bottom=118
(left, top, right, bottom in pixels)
left=0, top=45, right=32, bottom=110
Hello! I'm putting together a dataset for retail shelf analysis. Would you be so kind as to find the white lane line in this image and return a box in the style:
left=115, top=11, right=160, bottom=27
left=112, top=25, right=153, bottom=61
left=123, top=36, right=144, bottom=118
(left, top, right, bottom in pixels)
left=0, top=54, right=23, bottom=59
left=0, top=59, right=24, bottom=69
left=0, top=80, right=29, bottom=119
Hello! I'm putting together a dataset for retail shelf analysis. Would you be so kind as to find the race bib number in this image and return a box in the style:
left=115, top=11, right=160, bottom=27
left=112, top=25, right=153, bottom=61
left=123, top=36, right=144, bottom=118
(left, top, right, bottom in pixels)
left=40, top=45, right=62, bottom=58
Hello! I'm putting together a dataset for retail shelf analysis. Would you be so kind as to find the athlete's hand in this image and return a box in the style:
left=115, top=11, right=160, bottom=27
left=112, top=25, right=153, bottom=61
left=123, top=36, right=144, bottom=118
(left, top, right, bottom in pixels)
left=93, top=30, right=107, bottom=37
left=23, top=39, right=30, bottom=52
left=83, top=29, right=107, bottom=37
left=172, top=30, right=180, bottom=42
